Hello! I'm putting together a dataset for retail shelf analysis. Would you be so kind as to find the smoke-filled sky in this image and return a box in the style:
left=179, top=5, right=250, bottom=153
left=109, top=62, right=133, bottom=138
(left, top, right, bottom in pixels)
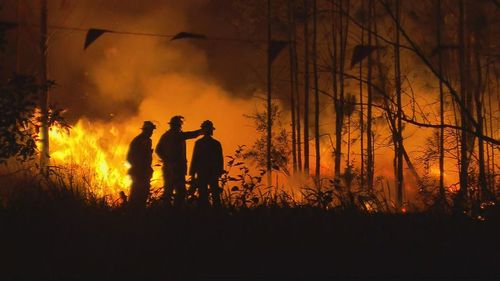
left=0, top=0, right=296, bottom=162
left=1, top=0, right=279, bottom=121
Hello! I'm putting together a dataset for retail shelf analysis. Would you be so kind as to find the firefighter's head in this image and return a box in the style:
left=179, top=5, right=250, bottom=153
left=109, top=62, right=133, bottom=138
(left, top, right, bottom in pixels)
left=201, top=120, right=215, bottom=136
left=141, top=121, right=156, bottom=137
left=169, top=115, right=184, bottom=131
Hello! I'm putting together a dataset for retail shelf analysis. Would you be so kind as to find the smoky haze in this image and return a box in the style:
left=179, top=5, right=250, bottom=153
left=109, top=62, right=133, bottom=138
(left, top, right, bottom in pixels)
left=1, top=0, right=275, bottom=122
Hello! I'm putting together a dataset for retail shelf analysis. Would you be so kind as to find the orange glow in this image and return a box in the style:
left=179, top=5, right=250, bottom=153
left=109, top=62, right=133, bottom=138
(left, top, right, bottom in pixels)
left=47, top=120, right=162, bottom=199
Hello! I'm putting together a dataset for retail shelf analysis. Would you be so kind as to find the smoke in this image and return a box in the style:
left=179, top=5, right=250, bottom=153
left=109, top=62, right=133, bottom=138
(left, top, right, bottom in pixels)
left=0, top=0, right=270, bottom=177
left=41, top=0, right=264, bottom=148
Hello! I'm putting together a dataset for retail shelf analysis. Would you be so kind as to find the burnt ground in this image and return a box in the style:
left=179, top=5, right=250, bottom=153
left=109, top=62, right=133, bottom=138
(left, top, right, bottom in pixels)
left=0, top=203, right=499, bottom=281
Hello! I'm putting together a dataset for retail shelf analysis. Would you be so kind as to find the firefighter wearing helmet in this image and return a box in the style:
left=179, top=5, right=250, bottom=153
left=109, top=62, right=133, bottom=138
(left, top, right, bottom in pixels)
left=189, top=120, right=224, bottom=207
left=127, top=121, right=156, bottom=209
left=155, top=116, right=202, bottom=207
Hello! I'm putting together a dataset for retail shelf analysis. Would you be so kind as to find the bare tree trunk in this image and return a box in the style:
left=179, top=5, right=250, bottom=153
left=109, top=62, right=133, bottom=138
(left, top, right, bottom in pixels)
left=293, top=1, right=303, bottom=172
left=313, top=0, right=320, bottom=182
left=359, top=17, right=365, bottom=190
left=39, top=0, right=49, bottom=176
left=331, top=0, right=339, bottom=178
left=394, top=0, right=404, bottom=209
left=366, top=0, right=374, bottom=190
left=436, top=0, right=446, bottom=204
left=458, top=0, right=469, bottom=206
left=334, top=0, right=349, bottom=178
left=487, top=63, right=496, bottom=194
left=266, top=0, right=272, bottom=186
left=16, top=0, right=21, bottom=72
left=288, top=0, right=298, bottom=174
left=303, top=0, right=310, bottom=174
left=474, top=38, right=488, bottom=200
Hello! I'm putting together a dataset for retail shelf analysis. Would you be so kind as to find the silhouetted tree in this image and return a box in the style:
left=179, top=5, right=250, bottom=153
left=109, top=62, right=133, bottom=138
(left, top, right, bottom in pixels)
left=244, top=104, right=291, bottom=176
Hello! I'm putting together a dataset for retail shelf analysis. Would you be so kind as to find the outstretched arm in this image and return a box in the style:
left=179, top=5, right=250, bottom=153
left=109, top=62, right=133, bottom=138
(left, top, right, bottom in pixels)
left=181, top=129, right=202, bottom=140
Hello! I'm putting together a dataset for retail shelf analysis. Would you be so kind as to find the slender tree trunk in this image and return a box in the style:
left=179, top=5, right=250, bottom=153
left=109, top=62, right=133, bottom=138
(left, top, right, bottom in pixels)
left=394, top=0, right=404, bottom=209
left=366, top=0, right=374, bottom=190
left=266, top=0, right=272, bottom=186
left=303, top=0, right=310, bottom=174
left=313, top=0, right=320, bottom=182
left=451, top=97, right=462, bottom=180
left=474, top=40, right=488, bottom=200
left=16, top=0, right=21, bottom=72
left=458, top=0, right=468, bottom=206
left=288, top=0, right=298, bottom=174
left=347, top=112, right=351, bottom=164
left=359, top=19, right=365, bottom=190
left=39, top=0, right=49, bottom=176
left=492, top=66, right=498, bottom=195
left=293, top=1, right=303, bottom=172
left=331, top=0, right=339, bottom=178
left=335, top=0, right=349, bottom=178
left=487, top=63, right=495, bottom=194
left=436, top=0, right=446, bottom=204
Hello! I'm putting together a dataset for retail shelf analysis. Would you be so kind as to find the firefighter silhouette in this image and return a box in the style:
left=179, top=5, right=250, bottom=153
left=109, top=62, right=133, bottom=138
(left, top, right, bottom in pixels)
left=189, top=120, right=224, bottom=207
left=127, top=121, right=156, bottom=209
left=155, top=116, right=202, bottom=207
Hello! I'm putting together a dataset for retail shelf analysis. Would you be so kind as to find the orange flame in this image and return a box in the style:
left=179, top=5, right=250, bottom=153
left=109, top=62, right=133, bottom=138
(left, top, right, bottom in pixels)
left=47, top=119, right=161, bottom=199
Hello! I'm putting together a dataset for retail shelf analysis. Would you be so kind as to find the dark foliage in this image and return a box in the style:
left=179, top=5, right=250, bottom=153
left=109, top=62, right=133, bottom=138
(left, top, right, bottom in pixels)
left=0, top=74, right=39, bottom=163
left=243, top=104, right=291, bottom=175
left=0, top=180, right=498, bottom=280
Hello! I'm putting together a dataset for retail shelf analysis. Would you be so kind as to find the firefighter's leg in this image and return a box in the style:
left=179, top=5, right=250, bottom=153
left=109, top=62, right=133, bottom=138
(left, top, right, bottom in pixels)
left=197, top=178, right=209, bottom=208
left=128, top=174, right=140, bottom=208
left=209, top=179, right=222, bottom=208
left=173, top=175, right=186, bottom=207
left=130, top=174, right=149, bottom=209
left=162, top=166, right=174, bottom=204
left=138, top=176, right=150, bottom=208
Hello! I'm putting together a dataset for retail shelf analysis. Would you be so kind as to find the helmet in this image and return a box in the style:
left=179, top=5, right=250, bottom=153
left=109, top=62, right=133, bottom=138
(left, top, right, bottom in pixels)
left=141, top=121, right=156, bottom=130
left=201, top=120, right=215, bottom=130
left=169, top=115, right=184, bottom=127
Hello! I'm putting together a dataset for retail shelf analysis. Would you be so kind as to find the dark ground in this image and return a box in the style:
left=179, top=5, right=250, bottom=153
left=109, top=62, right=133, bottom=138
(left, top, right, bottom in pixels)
left=0, top=202, right=499, bottom=281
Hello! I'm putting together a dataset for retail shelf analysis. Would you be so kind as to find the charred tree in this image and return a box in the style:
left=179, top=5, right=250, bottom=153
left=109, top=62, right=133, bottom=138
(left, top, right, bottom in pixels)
left=288, top=0, right=298, bottom=174
left=473, top=27, right=488, bottom=200
left=359, top=14, right=365, bottom=190
left=39, top=0, right=49, bottom=175
left=267, top=0, right=272, bottom=186
left=366, top=0, right=374, bottom=190
left=394, top=0, right=404, bottom=209
left=331, top=0, right=339, bottom=178
left=458, top=0, right=469, bottom=206
left=436, top=0, right=446, bottom=204
left=334, top=0, right=349, bottom=178
left=303, top=0, right=310, bottom=174
left=313, top=0, right=320, bottom=181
